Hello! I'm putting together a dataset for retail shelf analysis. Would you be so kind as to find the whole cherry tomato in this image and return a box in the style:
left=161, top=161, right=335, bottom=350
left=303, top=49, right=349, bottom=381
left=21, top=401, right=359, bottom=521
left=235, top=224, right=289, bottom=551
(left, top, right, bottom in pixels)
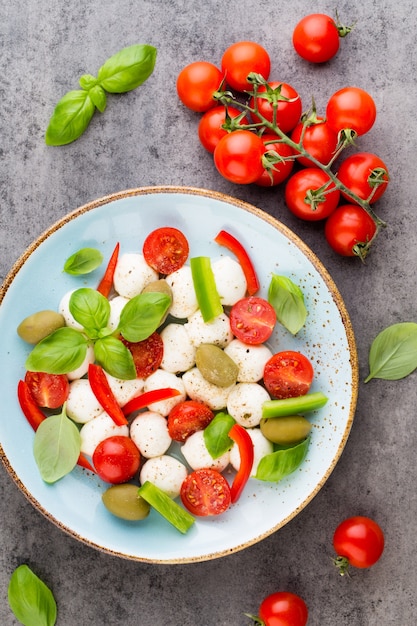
left=290, top=117, right=339, bottom=167
left=255, top=136, right=295, bottom=186
left=326, top=86, right=376, bottom=136
left=293, top=13, right=345, bottom=63
left=337, top=152, right=389, bottom=204
left=93, top=436, right=141, bottom=484
left=213, top=130, right=265, bottom=184
left=258, top=591, right=308, bottom=626
left=221, top=41, right=271, bottom=92
left=250, top=82, right=302, bottom=133
left=324, top=204, right=377, bottom=256
left=285, top=168, right=340, bottom=221
left=176, top=61, right=223, bottom=112
left=333, top=516, right=385, bottom=575
left=198, top=106, right=249, bottom=153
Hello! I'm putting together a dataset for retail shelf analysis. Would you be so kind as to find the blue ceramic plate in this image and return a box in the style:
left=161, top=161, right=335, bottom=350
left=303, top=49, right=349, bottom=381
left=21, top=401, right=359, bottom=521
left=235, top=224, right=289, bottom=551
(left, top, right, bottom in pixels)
left=0, top=187, right=358, bottom=563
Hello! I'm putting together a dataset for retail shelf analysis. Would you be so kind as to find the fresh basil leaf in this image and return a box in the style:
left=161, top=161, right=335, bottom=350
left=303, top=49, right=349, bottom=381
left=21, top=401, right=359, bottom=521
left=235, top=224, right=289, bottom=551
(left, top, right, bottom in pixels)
left=63, top=248, right=103, bottom=275
left=365, top=322, right=417, bottom=382
left=118, top=292, right=171, bottom=342
left=45, top=89, right=96, bottom=146
left=94, top=336, right=137, bottom=380
left=8, top=564, right=57, bottom=626
left=97, top=44, right=157, bottom=93
left=79, top=73, right=98, bottom=90
left=88, top=85, right=107, bottom=113
left=69, top=288, right=110, bottom=334
left=255, top=436, right=310, bottom=482
left=268, top=274, right=307, bottom=335
left=204, top=412, right=235, bottom=459
left=25, top=327, right=88, bottom=374
left=33, top=405, right=81, bottom=483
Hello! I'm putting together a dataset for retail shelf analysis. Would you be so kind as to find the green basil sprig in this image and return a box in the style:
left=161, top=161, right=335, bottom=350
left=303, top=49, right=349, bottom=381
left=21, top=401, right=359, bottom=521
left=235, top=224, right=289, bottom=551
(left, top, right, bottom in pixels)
left=8, top=564, right=57, bottom=626
left=204, top=412, right=236, bottom=459
left=64, top=248, right=103, bottom=275
left=69, top=288, right=111, bottom=338
left=45, top=44, right=157, bottom=146
left=25, top=327, right=88, bottom=374
left=268, top=274, right=307, bottom=335
left=365, top=322, right=417, bottom=382
left=255, top=436, right=310, bottom=482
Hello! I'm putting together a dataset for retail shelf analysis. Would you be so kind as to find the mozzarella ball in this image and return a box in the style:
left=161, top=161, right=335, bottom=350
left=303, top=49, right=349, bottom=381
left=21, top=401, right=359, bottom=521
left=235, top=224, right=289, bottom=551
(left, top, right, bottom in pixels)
left=108, top=295, right=129, bottom=331
left=58, top=290, right=84, bottom=330
left=67, top=344, right=95, bottom=381
left=212, top=257, right=247, bottom=306
left=182, top=367, right=235, bottom=411
left=139, top=455, right=188, bottom=498
left=114, top=253, right=158, bottom=299
left=80, top=413, right=129, bottom=457
left=227, top=383, right=271, bottom=428
left=104, top=373, right=145, bottom=406
left=66, top=378, right=104, bottom=424
left=160, top=323, right=196, bottom=373
left=224, top=339, right=273, bottom=382
left=130, top=411, right=172, bottom=458
left=165, top=266, right=198, bottom=319
left=144, top=370, right=186, bottom=416
left=229, top=428, right=273, bottom=477
left=181, top=430, right=230, bottom=472
left=184, top=310, right=233, bottom=348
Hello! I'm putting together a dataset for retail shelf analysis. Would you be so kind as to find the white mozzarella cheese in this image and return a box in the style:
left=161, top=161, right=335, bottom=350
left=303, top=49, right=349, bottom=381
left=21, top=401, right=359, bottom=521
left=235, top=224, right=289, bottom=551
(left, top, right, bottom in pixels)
left=160, top=323, right=196, bottom=373
left=181, top=430, right=230, bottom=471
left=224, top=339, right=273, bottom=382
left=182, top=367, right=235, bottom=410
left=80, top=413, right=129, bottom=457
left=226, top=382, right=271, bottom=428
left=130, top=411, right=172, bottom=458
left=139, top=455, right=188, bottom=498
left=143, top=369, right=186, bottom=416
left=184, top=310, right=233, bottom=348
left=165, top=265, right=199, bottom=319
left=66, top=378, right=104, bottom=424
left=229, top=427, right=274, bottom=477
left=113, top=253, right=159, bottom=299
left=211, top=256, right=247, bottom=306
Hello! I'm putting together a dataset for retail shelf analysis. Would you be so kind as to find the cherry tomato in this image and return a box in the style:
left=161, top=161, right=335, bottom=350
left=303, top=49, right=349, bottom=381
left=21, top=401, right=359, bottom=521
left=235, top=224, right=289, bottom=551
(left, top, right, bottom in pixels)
left=337, top=152, right=389, bottom=204
left=221, top=41, right=271, bottom=92
left=333, top=516, right=385, bottom=575
left=324, top=204, right=377, bottom=256
left=24, top=371, right=69, bottom=409
left=290, top=117, right=339, bottom=167
left=326, top=87, right=376, bottom=136
left=143, top=226, right=189, bottom=274
left=285, top=168, right=340, bottom=221
left=230, top=296, right=276, bottom=345
left=198, top=106, right=249, bottom=154
left=250, top=82, right=302, bottom=134
left=263, top=351, right=314, bottom=399
left=293, top=13, right=341, bottom=63
left=123, top=332, right=164, bottom=378
left=255, top=136, right=295, bottom=187
left=167, top=400, right=214, bottom=442
left=213, top=130, right=265, bottom=184
left=180, top=468, right=231, bottom=516
left=176, top=61, right=223, bottom=112
left=258, top=591, right=308, bottom=626
left=93, top=435, right=141, bottom=484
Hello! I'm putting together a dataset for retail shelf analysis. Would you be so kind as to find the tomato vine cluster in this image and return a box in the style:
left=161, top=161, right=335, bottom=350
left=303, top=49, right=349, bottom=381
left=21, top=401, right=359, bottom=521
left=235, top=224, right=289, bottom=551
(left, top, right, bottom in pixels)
left=176, top=39, right=389, bottom=261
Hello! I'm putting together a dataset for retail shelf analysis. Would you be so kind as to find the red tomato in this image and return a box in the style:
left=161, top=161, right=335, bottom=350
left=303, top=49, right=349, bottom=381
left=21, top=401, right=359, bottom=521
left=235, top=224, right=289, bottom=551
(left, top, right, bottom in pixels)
left=255, top=136, right=295, bottom=187
left=337, top=152, right=389, bottom=204
left=198, top=106, right=249, bottom=153
left=93, top=436, right=141, bottom=484
left=167, top=400, right=214, bottom=442
left=333, top=516, right=385, bottom=574
left=213, top=130, right=265, bottom=184
left=263, top=351, right=314, bottom=399
left=326, top=87, right=377, bottom=136
left=176, top=61, right=223, bottom=112
left=180, top=468, right=231, bottom=516
left=143, top=226, right=189, bottom=274
left=230, top=296, right=276, bottom=345
left=123, top=332, right=164, bottom=378
left=324, top=204, right=377, bottom=256
left=24, top=371, right=69, bottom=409
left=285, top=168, right=340, bottom=221
left=258, top=591, right=308, bottom=626
left=221, top=41, right=271, bottom=92
left=293, top=13, right=341, bottom=63
left=290, top=117, right=339, bottom=167
left=250, top=82, right=302, bottom=133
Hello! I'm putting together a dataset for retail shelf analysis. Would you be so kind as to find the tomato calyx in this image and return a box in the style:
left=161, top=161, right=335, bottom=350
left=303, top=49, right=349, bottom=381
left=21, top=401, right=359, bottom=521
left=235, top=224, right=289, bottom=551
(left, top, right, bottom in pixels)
left=335, top=10, right=355, bottom=38
left=333, top=555, right=352, bottom=577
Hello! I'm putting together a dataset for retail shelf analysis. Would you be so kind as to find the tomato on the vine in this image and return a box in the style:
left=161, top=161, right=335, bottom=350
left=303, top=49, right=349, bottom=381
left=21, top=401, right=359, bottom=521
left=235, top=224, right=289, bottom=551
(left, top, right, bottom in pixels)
left=333, top=516, right=385, bottom=575
left=180, top=468, right=231, bottom=516
left=263, top=351, right=314, bottom=399
left=250, top=82, right=302, bottom=133
left=255, top=136, right=295, bottom=187
left=290, top=117, right=339, bottom=167
left=337, top=152, right=389, bottom=204
left=198, top=106, right=249, bottom=153
left=230, top=296, right=277, bottom=345
left=221, top=41, right=271, bottom=92
left=24, top=371, right=69, bottom=409
left=293, top=13, right=344, bottom=63
left=176, top=61, right=224, bottom=112
left=213, top=130, right=265, bottom=184
left=326, top=87, right=376, bottom=136
left=324, top=204, right=377, bottom=256
left=257, top=591, right=308, bottom=626
left=93, top=435, right=141, bottom=484
left=285, top=168, right=340, bottom=221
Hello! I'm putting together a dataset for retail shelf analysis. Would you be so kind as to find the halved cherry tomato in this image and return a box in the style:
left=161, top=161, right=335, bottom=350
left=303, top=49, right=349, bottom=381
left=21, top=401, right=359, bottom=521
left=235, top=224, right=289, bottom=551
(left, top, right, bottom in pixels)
left=290, top=117, right=339, bottom=167
left=230, top=296, right=276, bottom=345
left=93, top=435, right=141, bottom=484
left=180, top=468, right=231, bottom=516
left=293, top=13, right=344, bottom=63
left=285, top=168, right=340, bottom=221
left=213, top=130, right=265, bottom=184
left=337, top=152, right=389, bottom=204
left=24, top=371, right=69, bottom=409
left=97, top=242, right=119, bottom=298
left=176, top=61, right=223, bottom=112
left=333, top=516, right=385, bottom=575
left=250, top=82, right=302, bottom=133
left=258, top=591, right=308, bottom=626
left=326, top=87, right=376, bottom=136
left=324, top=204, right=377, bottom=257
left=255, top=136, right=295, bottom=187
left=123, top=331, right=164, bottom=379
left=214, top=229, right=260, bottom=296
left=221, top=41, right=271, bottom=92
left=263, top=351, right=314, bottom=399
left=143, top=227, right=189, bottom=274
left=198, top=106, right=249, bottom=154
left=167, top=400, right=214, bottom=442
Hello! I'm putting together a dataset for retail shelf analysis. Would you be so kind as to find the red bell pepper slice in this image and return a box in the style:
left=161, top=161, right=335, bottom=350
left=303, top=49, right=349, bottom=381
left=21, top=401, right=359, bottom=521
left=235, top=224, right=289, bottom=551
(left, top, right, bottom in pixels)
left=96, top=242, right=120, bottom=298
left=229, top=423, right=254, bottom=503
left=17, top=379, right=96, bottom=473
left=122, top=387, right=181, bottom=416
left=214, top=229, right=260, bottom=296
left=88, top=363, right=128, bottom=426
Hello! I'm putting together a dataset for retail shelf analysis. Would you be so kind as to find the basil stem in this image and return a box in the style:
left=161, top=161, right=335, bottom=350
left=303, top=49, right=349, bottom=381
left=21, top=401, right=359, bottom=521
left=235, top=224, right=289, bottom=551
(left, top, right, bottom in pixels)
left=45, top=89, right=96, bottom=146
left=63, top=248, right=103, bottom=275
left=268, top=274, right=307, bottom=335
left=365, top=321, right=417, bottom=382
left=97, top=44, right=157, bottom=93
left=190, top=256, right=223, bottom=322
left=255, top=436, right=310, bottom=482
left=25, top=327, right=88, bottom=374
left=204, top=412, right=235, bottom=459
left=262, top=392, right=328, bottom=419
left=8, top=565, right=57, bottom=626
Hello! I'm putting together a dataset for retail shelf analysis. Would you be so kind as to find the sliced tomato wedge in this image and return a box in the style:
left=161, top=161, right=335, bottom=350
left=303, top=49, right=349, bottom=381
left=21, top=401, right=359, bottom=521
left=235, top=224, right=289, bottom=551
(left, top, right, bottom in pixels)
left=167, top=400, right=214, bottom=442
left=122, top=332, right=164, bottom=379
left=24, top=371, right=69, bottom=409
left=263, top=350, right=314, bottom=399
left=143, top=227, right=189, bottom=274
left=230, top=296, right=276, bottom=345
left=180, top=468, right=231, bottom=516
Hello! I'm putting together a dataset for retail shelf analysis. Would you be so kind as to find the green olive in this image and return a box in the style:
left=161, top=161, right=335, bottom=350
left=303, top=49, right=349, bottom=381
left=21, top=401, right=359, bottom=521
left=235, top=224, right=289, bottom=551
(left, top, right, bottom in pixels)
left=195, top=343, right=239, bottom=388
left=17, top=310, right=66, bottom=344
left=260, top=415, right=312, bottom=446
left=141, top=279, right=173, bottom=323
left=102, top=484, right=151, bottom=521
